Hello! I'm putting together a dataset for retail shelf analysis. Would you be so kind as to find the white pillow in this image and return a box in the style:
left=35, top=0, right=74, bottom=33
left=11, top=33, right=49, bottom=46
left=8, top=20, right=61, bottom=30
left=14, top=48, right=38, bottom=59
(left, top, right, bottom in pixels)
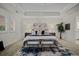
left=41, top=41, right=53, bottom=44
left=27, top=41, right=39, bottom=44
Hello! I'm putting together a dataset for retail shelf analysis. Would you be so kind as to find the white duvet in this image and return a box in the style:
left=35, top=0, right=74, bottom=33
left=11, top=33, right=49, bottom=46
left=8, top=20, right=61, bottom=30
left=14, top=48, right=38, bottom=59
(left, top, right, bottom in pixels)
left=24, top=36, right=58, bottom=42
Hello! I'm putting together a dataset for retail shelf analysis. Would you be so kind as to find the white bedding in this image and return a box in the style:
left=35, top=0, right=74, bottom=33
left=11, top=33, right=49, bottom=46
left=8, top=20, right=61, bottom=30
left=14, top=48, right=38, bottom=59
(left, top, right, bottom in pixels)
left=24, top=36, right=58, bottom=42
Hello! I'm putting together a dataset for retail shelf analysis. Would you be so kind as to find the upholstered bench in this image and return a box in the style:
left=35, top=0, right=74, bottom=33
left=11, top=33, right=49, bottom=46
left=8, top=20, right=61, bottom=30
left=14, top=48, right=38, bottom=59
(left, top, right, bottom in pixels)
left=26, top=40, right=40, bottom=47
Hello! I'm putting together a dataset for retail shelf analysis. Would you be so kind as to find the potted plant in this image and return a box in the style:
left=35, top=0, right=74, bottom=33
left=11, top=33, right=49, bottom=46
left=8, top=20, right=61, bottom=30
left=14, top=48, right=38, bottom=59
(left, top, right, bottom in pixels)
left=57, top=22, right=65, bottom=39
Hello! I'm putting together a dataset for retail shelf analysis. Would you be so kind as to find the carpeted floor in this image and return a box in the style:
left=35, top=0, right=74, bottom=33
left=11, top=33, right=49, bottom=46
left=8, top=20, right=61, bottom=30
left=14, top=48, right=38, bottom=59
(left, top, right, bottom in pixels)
left=0, top=40, right=23, bottom=56
left=0, top=39, right=79, bottom=56
left=58, top=40, right=79, bottom=55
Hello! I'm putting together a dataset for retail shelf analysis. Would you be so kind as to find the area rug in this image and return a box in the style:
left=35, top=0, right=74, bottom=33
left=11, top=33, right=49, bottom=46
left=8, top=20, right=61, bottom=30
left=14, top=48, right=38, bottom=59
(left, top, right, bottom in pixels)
left=15, top=46, right=74, bottom=56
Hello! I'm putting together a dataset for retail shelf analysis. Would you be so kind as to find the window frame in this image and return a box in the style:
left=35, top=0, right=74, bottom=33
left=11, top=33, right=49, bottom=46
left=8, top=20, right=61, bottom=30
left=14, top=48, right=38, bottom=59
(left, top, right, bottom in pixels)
left=9, top=16, right=16, bottom=32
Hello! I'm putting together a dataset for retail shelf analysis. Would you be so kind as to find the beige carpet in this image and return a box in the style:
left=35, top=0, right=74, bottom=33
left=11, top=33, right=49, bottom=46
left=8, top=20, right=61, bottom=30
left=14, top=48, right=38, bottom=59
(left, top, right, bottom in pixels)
left=58, top=40, right=79, bottom=55
left=0, top=40, right=23, bottom=56
left=0, top=39, right=79, bottom=56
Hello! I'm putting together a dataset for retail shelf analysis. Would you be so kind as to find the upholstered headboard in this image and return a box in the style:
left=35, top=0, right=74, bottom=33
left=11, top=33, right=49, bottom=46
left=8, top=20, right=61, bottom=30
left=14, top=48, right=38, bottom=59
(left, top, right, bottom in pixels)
left=25, top=32, right=31, bottom=37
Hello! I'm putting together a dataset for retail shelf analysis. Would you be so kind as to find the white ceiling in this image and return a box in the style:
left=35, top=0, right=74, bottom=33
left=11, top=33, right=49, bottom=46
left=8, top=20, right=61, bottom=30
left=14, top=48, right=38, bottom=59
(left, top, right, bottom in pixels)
left=0, top=3, right=78, bottom=16
left=16, top=3, right=68, bottom=11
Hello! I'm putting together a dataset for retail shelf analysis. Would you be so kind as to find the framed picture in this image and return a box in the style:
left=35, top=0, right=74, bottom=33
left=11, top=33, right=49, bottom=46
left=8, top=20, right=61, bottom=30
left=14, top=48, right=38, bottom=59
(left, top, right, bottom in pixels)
left=65, top=23, right=70, bottom=30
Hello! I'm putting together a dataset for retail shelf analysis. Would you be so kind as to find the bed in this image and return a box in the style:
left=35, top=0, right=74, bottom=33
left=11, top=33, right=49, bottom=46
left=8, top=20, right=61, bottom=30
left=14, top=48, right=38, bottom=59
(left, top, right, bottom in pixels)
left=15, top=35, right=73, bottom=56
left=23, top=34, right=58, bottom=48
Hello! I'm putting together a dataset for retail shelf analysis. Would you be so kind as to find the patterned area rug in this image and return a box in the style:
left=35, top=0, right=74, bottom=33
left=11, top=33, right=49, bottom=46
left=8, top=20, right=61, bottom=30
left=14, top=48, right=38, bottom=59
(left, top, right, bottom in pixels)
left=15, top=46, right=73, bottom=56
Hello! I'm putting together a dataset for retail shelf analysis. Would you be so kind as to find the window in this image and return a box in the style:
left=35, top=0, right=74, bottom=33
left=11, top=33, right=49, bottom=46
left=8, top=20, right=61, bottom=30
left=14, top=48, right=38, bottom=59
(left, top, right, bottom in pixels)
left=77, top=22, right=79, bottom=29
left=9, top=16, right=15, bottom=32
left=76, top=17, right=79, bottom=30
left=0, top=15, right=6, bottom=32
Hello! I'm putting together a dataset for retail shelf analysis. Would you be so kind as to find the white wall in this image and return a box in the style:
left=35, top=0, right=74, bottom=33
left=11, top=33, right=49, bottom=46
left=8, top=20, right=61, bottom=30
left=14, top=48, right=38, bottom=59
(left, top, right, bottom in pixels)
left=0, top=8, right=23, bottom=47
left=22, top=16, right=61, bottom=37
left=62, top=4, right=79, bottom=42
